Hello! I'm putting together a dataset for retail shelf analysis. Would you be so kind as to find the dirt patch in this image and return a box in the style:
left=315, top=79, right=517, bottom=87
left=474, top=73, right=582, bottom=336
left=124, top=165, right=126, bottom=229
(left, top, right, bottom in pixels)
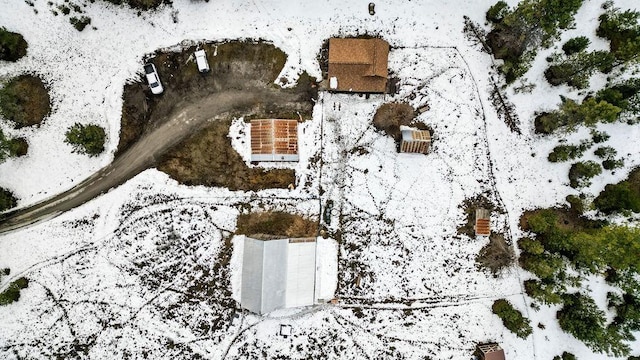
left=117, top=40, right=314, bottom=156
left=457, top=194, right=500, bottom=238
left=157, top=119, right=295, bottom=191
left=477, top=234, right=515, bottom=275
left=372, top=102, right=432, bottom=141
left=236, top=211, right=318, bottom=238
left=0, top=74, right=51, bottom=128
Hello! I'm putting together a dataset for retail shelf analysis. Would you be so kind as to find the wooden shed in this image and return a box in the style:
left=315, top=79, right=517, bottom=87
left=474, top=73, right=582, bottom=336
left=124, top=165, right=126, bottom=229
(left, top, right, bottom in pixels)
left=400, top=129, right=431, bottom=154
left=477, top=343, right=505, bottom=360
left=250, top=119, right=299, bottom=162
left=475, top=208, right=491, bottom=237
left=327, top=38, right=389, bottom=93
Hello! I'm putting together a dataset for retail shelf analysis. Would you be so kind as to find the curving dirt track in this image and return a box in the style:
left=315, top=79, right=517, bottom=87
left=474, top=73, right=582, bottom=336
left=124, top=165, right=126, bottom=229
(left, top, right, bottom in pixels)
left=0, top=88, right=305, bottom=233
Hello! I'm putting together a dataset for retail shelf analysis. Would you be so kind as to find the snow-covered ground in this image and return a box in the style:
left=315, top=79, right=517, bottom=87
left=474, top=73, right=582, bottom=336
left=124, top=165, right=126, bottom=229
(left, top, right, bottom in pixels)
left=1, top=0, right=640, bottom=358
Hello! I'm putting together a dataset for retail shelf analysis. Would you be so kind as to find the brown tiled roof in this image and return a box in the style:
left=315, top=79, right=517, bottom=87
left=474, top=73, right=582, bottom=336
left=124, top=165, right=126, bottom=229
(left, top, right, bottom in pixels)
left=250, top=119, right=298, bottom=162
left=328, top=38, right=389, bottom=93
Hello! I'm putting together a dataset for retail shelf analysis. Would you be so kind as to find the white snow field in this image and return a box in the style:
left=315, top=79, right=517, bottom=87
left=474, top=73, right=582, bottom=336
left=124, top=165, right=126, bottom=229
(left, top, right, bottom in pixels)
left=1, top=0, right=640, bottom=359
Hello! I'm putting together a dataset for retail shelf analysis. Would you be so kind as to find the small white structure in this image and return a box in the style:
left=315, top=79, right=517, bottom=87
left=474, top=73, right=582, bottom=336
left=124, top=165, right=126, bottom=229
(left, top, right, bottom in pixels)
left=195, top=49, right=210, bottom=73
left=241, top=237, right=317, bottom=314
left=329, top=76, right=338, bottom=89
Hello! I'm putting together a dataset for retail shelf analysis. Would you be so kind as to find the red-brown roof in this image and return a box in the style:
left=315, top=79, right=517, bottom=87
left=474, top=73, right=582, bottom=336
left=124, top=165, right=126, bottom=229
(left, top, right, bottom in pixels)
left=250, top=119, right=299, bottom=162
left=328, top=38, right=389, bottom=93
left=475, top=209, right=491, bottom=236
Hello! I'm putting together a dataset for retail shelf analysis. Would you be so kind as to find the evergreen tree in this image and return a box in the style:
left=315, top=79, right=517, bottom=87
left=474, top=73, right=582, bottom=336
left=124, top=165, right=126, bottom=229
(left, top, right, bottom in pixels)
left=65, top=123, right=106, bottom=156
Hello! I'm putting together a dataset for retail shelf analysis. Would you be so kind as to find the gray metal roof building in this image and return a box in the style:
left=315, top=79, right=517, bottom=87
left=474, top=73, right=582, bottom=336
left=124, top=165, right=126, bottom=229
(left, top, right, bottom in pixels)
left=241, top=237, right=317, bottom=314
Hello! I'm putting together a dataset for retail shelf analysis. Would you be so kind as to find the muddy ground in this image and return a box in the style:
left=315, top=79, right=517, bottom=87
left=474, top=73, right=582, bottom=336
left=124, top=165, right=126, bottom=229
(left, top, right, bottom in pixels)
left=118, top=40, right=317, bottom=190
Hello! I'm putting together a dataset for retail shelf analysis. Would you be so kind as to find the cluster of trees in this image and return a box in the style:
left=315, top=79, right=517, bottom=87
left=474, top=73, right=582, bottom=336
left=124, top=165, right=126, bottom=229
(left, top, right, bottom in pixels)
left=102, top=0, right=171, bottom=10
left=535, top=96, right=621, bottom=134
left=519, top=208, right=640, bottom=356
left=491, top=299, right=532, bottom=338
left=485, top=0, right=584, bottom=82
left=0, top=27, right=27, bottom=62
left=547, top=139, right=592, bottom=163
left=544, top=4, right=640, bottom=89
left=65, top=123, right=106, bottom=157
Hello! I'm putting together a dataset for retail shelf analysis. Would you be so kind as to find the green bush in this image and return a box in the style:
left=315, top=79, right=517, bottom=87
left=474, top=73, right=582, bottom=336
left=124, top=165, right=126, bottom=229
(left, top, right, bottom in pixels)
left=518, top=237, right=545, bottom=255
left=0, top=277, right=29, bottom=306
left=596, top=6, right=640, bottom=62
left=544, top=50, right=614, bottom=88
left=594, top=146, right=616, bottom=159
left=0, top=187, right=17, bottom=212
left=0, top=27, right=27, bottom=62
left=603, top=158, right=624, bottom=170
left=563, top=37, right=590, bottom=55
left=492, top=299, right=533, bottom=338
left=524, top=279, right=564, bottom=304
left=548, top=140, right=591, bottom=162
left=0, top=129, right=28, bottom=162
left=553, top=352, right=577, bottom=360
left=594, top=182, right=640, bottom=214
left=566, top=194, right=584, bottom=214
left=535, top=97, right=621, bottom=134
left=591, top=129, right=610, bottom=143
left=70, top=16, right=91, bottom=31
left=569, top=161, right=602, bottom=188
left=486, top=1, right=509, bottom=23
left=65, top=123, right=106, bottom=156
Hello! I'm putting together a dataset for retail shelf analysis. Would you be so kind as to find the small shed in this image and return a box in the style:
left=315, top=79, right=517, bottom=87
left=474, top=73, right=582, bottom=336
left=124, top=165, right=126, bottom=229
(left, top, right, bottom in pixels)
left=477, top=343, right=505, bottom=360
left=400, top=129, right=431, bottom=154
left=327, top=38, right=389, bottom=93
left=475, top=208, right=491, bottom=237
left=250, top=119, right=299, bottom=162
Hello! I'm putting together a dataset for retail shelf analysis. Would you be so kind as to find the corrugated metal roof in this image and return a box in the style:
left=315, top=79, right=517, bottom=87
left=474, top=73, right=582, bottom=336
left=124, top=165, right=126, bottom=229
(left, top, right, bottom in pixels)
left=250, top=119, right=299, bottom=162
left=475, top=209, right=491, bottom=236
left=327, top=38, right=389, bottom=93
left=240, top=237, right=317, bottom=314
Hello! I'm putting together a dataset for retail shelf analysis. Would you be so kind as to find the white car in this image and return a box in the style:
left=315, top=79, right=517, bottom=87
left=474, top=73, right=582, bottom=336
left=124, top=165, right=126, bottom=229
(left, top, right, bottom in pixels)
left=195, top=49, right=210, bottom=73
left=144, top=63, right=163, bottom=95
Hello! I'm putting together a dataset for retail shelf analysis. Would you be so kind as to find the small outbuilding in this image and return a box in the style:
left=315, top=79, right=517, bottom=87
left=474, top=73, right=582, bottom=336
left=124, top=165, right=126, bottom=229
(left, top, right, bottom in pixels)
left=250, top=119, right=299, bottom=162
left=241, top=236, right=317, bottom=314
left=475, top=208, right=491, bottom=236
left=327, top=38, right=389, bottom=93
left=476, top=343, right=505, bottom=360
left=400, top=129, right=431, bottom=154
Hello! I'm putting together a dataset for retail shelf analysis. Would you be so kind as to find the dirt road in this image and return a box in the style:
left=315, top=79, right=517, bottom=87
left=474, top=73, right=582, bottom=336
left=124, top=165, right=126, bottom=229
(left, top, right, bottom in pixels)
left=0, top=88, right=303, bottom=233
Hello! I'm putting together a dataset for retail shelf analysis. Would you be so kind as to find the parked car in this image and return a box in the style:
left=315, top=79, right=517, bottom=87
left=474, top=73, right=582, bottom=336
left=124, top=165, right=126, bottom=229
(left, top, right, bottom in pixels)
left=194, top=49, right=210, bottom=73
left=144, top=63, right=163, bottom=95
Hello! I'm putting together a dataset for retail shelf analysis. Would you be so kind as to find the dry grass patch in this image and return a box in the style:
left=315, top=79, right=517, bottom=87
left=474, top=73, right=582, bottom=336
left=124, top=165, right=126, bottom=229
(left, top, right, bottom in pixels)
left=477, top=234, right=515, bottom=275
left=0, top=75, right=50, bottom=128
left=236, top=211, right=317, bottom=238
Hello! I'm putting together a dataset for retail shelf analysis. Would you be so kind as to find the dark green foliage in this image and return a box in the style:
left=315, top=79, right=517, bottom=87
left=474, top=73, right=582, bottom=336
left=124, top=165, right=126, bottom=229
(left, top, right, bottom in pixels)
left=595, top=78, right=640, bottom=116
left=569, top=161, right=602, bottom=188
left=558, top=293, right=627, bottom=356
left=609, top=292, right=640, bottom=335
left=535, top=97, right=621, bottom=134
left=0, top=187, right=17, bottom=212
left=486, top=0, right=584, bottom=83
left=486, top=1, right=509, bottom=23
left=0, top=27, right=28, bottom=61
left=491, top=299, right=533, bottom=338
left=566, top=194, right=584, bottom=214
left=70, top=16, right=91, bottom=31
left=548, top=140, right=591, bottom=162
left=603, top=158, right=624, bottom=170
left=525, top=279, right=564, bottom=304
left=594, top=181, right=640, bottom=214
left=102, top=0, right=169, bottom=10
left=591, top=129, right=610, bottom=143
left=0, top=129, right=28, bottom=162
left=58, top=4, right=70, bottom=14
left=545, top=51, right=615, bottom=88
left=65, top=123, right=106, bottom=156
left=596, top=6, right=640, bottom=63
left=553, top=352, right=577, bottom=360
left=0, top=277, right=29, bottom=306
left=594, top=146, right=616, bottom=159
left=563, top=36, right=590, bottom=55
